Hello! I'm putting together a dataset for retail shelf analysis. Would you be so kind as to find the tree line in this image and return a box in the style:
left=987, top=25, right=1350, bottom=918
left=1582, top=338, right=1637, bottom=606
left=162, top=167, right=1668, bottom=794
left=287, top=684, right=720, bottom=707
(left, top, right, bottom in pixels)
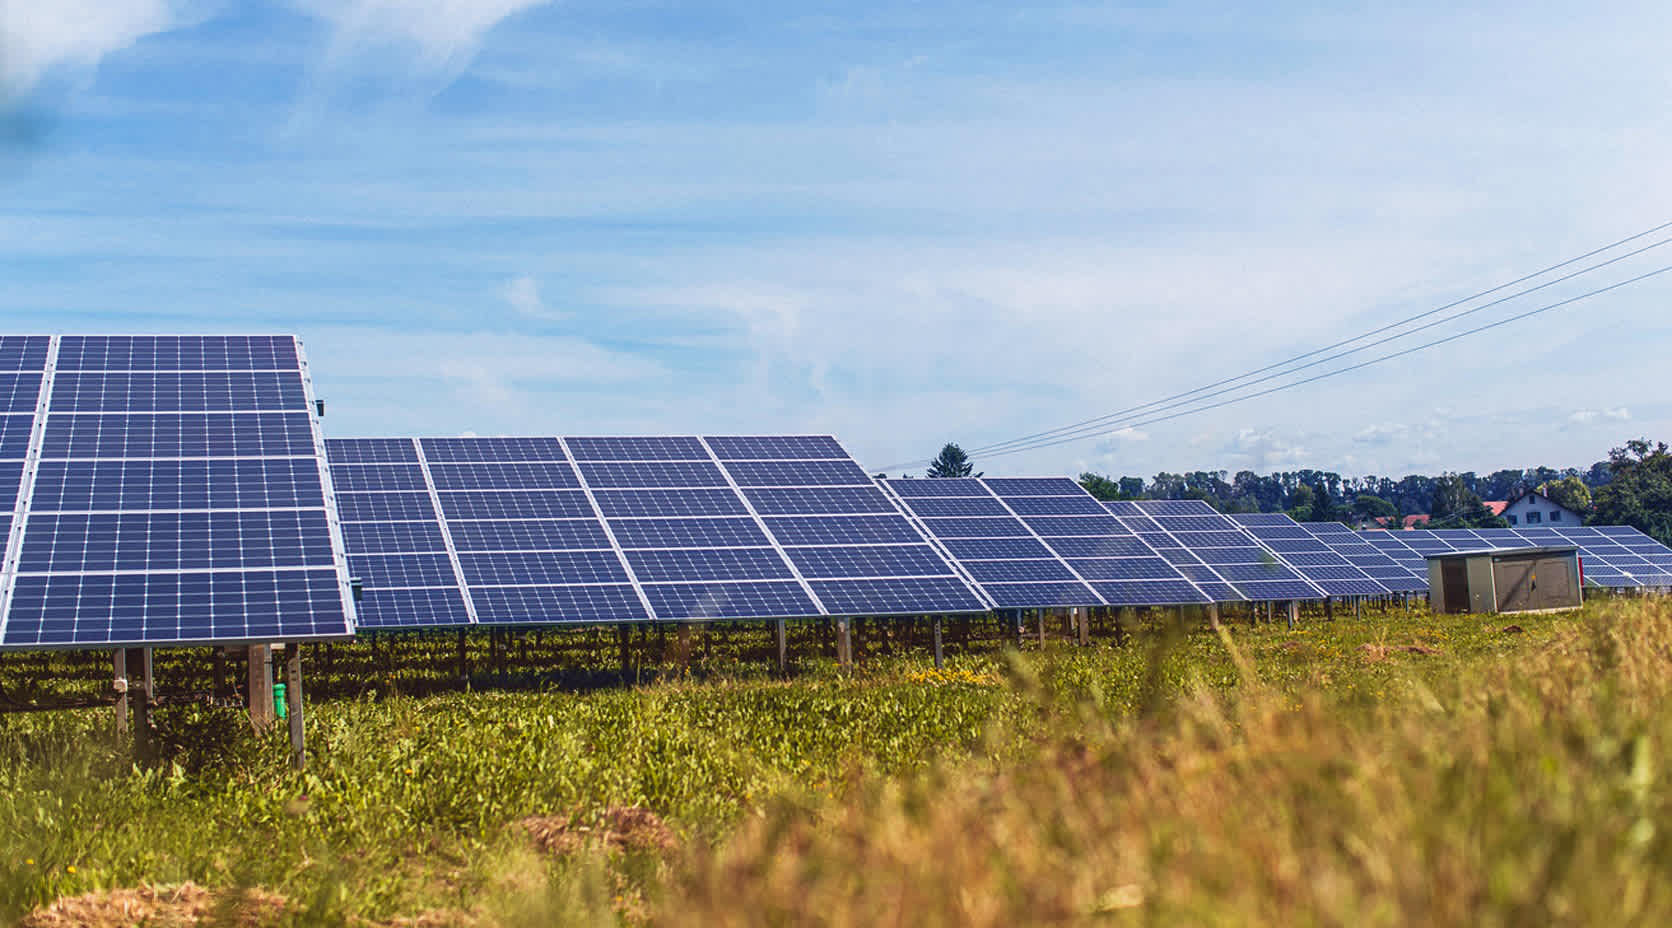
left=917, top=440, right=1672, bottom=545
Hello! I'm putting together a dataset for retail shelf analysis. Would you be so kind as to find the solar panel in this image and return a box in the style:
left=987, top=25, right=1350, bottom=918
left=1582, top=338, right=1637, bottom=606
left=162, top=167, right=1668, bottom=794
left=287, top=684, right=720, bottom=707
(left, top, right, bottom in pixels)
left=0, top=336, right=356, bottom=649
left=1118, top=500, right=1324, bottom=602
left=1228, top=513, right=1392, bottom=597
left=1296, top=523, right=1429, bottom=592
left=881, top=478, right=1211, bottom=608
left=330, top=435, right=988, bottom=624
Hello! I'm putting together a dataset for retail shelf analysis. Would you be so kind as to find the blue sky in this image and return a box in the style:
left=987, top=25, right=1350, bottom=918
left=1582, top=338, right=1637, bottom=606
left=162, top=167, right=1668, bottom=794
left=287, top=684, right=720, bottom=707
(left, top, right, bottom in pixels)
left=2, top=0, right=1669, bottom=480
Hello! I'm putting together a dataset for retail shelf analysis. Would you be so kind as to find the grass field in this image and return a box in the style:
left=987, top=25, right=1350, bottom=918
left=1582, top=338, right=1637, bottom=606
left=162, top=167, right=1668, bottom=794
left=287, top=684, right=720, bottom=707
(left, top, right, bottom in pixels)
left=1, top=599, right=1666, bottom=925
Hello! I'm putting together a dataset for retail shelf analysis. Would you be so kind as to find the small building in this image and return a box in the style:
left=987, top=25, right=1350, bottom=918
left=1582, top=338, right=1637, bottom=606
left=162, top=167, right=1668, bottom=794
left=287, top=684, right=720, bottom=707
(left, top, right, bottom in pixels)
left=1426, top=546, right=1582, bottom=615
left=1494, top=490, right=1583, bottom=528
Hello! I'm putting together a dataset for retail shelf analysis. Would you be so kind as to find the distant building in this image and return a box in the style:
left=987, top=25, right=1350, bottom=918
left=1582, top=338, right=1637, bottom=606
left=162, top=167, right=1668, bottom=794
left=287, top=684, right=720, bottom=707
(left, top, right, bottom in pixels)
left=1367, top=514, right=1431, bottom=530
left=1493, top=490, right=1582, bottom=528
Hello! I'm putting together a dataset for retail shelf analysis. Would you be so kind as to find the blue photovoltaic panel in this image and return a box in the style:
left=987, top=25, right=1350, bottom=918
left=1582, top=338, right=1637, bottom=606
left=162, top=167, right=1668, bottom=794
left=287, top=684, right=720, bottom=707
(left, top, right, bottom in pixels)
left=2, top=336, right=354, bottom=649
left=419, top=437, right=565, bottom=463
left=643, top=581, right=819, bottom=619
left=565, top=436, right=708, bottom=461
left=886, top=477, right=1211, bottom=607
left=427, top=461, right=580, bottom=490
left=576, top=460, right=726, bottom=488
left=741, top=485, right=896, bottom=515
left=710, top=438, right=986, bottom=616
left=725, top=459, right=871, bottom=486
left=1117, top=501, right=1322, bottom=602
left=1228, top=513, right=1390, bottom=597
left=0, top=415, right=36, bottom=457
left=624, top=547, right=793, bottom=583
left=473, top=584, right=650, bottom=624
left=1298, top=524, right=1429, bottom=592
left=334, top=435, right=986, bottom=625
left=439, top=490, right=594, bottom=520
left=707, top=435, right=846, bottom=460
left=0, top=336, right=50, bottom=372
left=40, top=412, right=317, bottom=459
left=328, top=438, right=474, bottom=629
left=0, top=374, right=43, bottom=412
left=611, top=517, right=770, bottom=549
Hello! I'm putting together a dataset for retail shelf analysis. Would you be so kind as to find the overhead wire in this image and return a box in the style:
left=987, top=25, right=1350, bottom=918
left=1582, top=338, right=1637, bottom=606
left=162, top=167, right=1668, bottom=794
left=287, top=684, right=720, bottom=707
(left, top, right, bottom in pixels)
left=968, top=219, right=1672, bottom=457
left=963, top=232, right=1672, bottom=458
left=880, top=219, right=1672, bottom=471
left=972, top=261, right=1672, bottom=460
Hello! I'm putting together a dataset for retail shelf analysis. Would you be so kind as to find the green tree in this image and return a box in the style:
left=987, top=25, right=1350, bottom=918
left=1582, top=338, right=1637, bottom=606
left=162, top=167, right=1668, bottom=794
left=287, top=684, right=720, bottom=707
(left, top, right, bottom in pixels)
left=1590, top=440, right=1672, bottom=544
left=927, top=443, right=980, bottom=478
left=1353, top=494, right=1397, bottom=523
left=1079, top=472, right=1128, bottom=501
left=1426, top=473, right=1508, bottom=529
left=1538, top=475, right=1593, bottom=515
left=1286, top=485, right=1319, bottom=522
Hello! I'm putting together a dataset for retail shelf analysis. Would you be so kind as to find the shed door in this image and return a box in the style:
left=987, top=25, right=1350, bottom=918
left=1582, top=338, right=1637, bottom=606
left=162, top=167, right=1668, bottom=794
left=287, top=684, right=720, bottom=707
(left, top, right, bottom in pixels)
left=1441, top=559, right=1470, bottom=613
left=1531, top=556, right=1576, bottom=610
left=1493, top=556, right=1536, bottom=613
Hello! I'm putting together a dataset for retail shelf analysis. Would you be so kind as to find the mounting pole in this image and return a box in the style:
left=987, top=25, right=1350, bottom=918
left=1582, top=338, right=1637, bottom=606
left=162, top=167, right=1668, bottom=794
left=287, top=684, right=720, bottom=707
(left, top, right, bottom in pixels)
left=1037, top=610, right=1046, bottom=648
left=113, top=649, right=129, bottom=735
left=776, top=619, right=788, bottom=675
left=932, top=615, right=944, bottom=669
left=837, top=617, right=852, bottom=669
left=1286, top=601, right=1299, bottom=629
left=134, top=648, right=154, bottom=762
left=286, top=643, right=305, bottom=771
left=247, top=644, right=274, bottom=730
left=1206, top=603, right=1221, bottom=629
left=1324, top=598, right=1335, bottom=622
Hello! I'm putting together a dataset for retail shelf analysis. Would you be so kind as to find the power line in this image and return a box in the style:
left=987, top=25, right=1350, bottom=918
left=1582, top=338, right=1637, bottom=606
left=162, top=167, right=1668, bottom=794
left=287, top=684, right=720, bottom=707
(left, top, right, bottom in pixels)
left=965, top=233, right=1672, bottom=458
left=957, top=219, right=1672, bottom=460
left=971, top=261, right=1672, bottom=460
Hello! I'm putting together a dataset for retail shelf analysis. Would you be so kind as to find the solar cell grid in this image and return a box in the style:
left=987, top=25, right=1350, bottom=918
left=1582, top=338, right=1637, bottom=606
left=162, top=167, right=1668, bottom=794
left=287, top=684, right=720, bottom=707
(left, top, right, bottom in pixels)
left=49, top=372, right=308, bottom=413
left=611, top=517, right=770, bottom=549
left=941, top=537, right=1055, bottom=560
left=786, top=544, right=958, bottom=579
left=335, top=492, right=436, bottom=523
left=811, top=577, right=989, bottom=615
left=1003, top=496, right=1108, bottom=516
left=418, top=437, right=565, bottom=463
left=1022, top=515, right=1126, bottom=536
left=741, top=485, right=895, bottom=515
left=427, top=461, right=579, bottom=491
left=883, top=478, right=986, bottom=497
left=963, top=559, right=1078, bottom=583
left=576, top=460, right=727, bottom=488
left=904, top=496, right=1012, bottom=518
left=706, top=435, right=845, bottom=460
left=983, top=581, right=1100, bottom=607
left=329, top=464, right=426, bottom=493
left=643, top=581, right=819, bottom=619
left=982, top=477, right=1085, bottom=496
left=54, top=335, right=298, bottom=371
left=0, top=415, right=35, bottom=458
left=624, top=547, right=792, bottom=583
left=42, top=412, right=317, bottom=459
left=594, top=488, right=747, bottom=518
left=438, top=490, right=594, bottom=520
left=724, top=459, right=871, bottom=487
left=322, top=438, right=418, bottom=465
left=0, top=374, right=43, bottom=412
left=762, top=515, right=923, bottom=546
left=565, top=436, right=707, bottom=461
left=31, top=458, right=323, bottom=512
left=461, top=550, right=630, bottom=586
left=0, top=336, right=49, bottom=372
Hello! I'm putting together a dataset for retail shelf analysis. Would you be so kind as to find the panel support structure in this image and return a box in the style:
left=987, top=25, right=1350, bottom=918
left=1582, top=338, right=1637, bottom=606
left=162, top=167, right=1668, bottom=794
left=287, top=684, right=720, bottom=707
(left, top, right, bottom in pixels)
left=0, top=335, right=58, bottom=639
left=932, top=615, right=944, bottom=668
left=286, top=643, right=305, bottom=771
left=248, top=644, right=274, bottom=730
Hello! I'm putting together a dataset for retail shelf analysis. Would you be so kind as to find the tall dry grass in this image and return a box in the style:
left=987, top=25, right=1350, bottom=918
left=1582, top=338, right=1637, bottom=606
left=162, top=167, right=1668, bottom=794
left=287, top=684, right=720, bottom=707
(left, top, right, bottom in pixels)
left=656, top=599, right=1672, bottom=926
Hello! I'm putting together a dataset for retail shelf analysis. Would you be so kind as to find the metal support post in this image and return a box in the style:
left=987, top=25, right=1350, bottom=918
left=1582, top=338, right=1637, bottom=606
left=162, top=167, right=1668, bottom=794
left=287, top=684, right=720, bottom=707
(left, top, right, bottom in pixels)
left=932, top=615, right=944, bottom=669
left=113, top=649, right=129, bottom=735
left=1038, top=609, right=1047, bottom=648
left=248, top=644, right=274, bottom=730
left=1207, top=602, right=1221, bottom=629
left=837, top=617, right=853, bottom=669
left=134, top=648, right=154, bottom=762
left=1324, top=598, right=1335, bottom=622
left=287, top=643, right=306, bottom=770
left=1286, top=601, right=1299, bottom=629
left=776, top=619, right=788, bottom=675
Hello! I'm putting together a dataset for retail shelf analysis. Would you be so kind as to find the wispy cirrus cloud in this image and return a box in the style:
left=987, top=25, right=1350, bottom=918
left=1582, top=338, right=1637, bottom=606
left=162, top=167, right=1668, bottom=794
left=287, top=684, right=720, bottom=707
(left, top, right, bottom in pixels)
left=0, top=0, right=196, bottom=99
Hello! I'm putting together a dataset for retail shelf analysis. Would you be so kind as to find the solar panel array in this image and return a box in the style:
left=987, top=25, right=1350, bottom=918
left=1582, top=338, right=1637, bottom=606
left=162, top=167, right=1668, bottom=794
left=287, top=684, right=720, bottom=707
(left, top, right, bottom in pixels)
left=1300, top=521, right=1430, bottom=592
left=1346, top=524, right=1672, bottom=590
left=329, top=436, right=990, bottom=626
left=1107, top=500, right=1326, bottom=602
left=1230, top=514, right=1391, bottom=597
left=881, top=478, right=1210, bottom=607
left=0, top=336, right=356, bottom=650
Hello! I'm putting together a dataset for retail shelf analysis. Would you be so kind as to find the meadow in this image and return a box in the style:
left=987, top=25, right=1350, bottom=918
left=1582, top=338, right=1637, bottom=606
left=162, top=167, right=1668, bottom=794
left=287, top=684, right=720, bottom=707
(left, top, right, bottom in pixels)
left=1, top=598, right=1666, bottom=925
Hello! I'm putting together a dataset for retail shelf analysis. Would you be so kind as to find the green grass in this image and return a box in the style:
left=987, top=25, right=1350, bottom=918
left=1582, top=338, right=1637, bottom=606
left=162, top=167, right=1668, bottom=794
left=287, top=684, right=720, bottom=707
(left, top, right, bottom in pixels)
left=0, top=602, right=1621, bottom=924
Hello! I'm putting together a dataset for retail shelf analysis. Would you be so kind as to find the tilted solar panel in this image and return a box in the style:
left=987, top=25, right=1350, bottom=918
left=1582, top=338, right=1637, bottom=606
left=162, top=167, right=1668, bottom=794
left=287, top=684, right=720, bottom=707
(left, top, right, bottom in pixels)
left=0, top=336, right=356, bottom=649
left=1119, top=500, right=1325, bottom=602
left=1296, top=523, right=1427, bottom=592
left=1229, top=513, right=1392, bottom=597
left=330, top=435, right=988, bottom=625
left=882, top=477, right=1211, bottom=607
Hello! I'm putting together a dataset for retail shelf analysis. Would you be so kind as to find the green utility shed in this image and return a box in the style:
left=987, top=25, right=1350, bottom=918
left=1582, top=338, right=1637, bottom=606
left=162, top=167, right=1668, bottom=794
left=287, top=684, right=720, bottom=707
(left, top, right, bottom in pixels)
left=1426, top=546, right=1582, bottom=615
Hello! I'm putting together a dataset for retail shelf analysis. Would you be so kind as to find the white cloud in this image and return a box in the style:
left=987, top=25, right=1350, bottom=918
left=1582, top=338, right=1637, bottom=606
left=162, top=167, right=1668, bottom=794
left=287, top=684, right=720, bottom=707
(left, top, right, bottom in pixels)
left=0, top=0, right=194, bottom=98
left=1569, top=407, right=1632, bottom=425
left=502, top=274, right=560, bottom=319
left=293, top=0, right=549, bottom=74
